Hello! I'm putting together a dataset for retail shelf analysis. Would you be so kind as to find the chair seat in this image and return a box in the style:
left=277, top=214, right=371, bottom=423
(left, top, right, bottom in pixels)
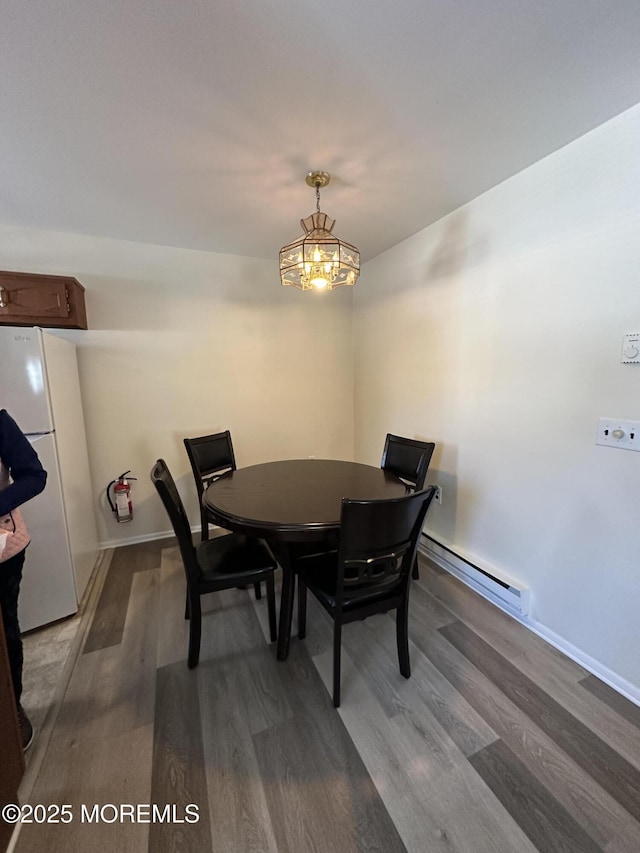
left=196, top=533, right=276, bottom=588
left=151, top=457, right=278, bottom=668
left=297, top=551, right=402, bottom=612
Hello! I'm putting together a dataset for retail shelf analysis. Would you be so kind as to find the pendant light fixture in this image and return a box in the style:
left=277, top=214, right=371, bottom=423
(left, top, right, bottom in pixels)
left=279, top=171, right=360, bottom=291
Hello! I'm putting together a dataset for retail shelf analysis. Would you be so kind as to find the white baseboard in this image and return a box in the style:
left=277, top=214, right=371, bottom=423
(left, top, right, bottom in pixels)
left=99, top=525, right=202, bottom=550
left=418, top=536, right=640, bottom=708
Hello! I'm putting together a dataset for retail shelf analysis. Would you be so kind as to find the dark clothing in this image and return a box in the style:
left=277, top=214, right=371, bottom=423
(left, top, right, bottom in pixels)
left=0, top=409, right=47, bottom=706
left=0, top=549, right=26, bottom=701
left=0, top=409, right=47, bottom=516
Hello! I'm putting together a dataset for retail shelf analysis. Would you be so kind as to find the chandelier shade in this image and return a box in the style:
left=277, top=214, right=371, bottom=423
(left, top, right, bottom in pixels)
left=279, top=172, right=360, bottom=291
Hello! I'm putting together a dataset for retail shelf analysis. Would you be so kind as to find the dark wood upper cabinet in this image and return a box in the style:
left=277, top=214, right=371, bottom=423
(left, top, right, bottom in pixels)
left=0, top=270, right=88, bottom=330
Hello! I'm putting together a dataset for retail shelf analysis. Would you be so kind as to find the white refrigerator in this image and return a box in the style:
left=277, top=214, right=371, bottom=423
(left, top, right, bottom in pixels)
left=0, top=326, right=98, bottom=631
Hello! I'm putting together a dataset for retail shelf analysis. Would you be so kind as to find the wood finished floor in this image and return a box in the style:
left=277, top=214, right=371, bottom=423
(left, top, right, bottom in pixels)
left=13, top=539, right=640, bottom=853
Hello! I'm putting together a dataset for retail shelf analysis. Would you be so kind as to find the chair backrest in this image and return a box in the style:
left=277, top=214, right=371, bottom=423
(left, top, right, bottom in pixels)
left=183, top=430, right=236, bottom=499
left=150, top=459, right=200, bottom=583
left=335, top=487, right=436, bottom=605
left=381, top=433, right=435, bottom=491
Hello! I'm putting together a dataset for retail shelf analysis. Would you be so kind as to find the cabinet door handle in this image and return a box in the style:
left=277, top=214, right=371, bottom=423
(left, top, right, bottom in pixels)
left=0, top=286, right=7, bottom=309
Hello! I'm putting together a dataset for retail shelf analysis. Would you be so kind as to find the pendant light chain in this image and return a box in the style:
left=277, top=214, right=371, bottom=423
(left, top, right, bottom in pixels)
left=315, top=182, right=321, bottom=214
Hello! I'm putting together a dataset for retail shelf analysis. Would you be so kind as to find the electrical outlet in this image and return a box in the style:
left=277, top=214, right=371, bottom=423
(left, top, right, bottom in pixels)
left=434, top=486, right=442, bottom=504
left=595, top=418, right=640, bottom=452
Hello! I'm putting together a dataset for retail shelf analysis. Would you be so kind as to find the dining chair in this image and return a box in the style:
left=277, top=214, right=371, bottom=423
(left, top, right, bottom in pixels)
left=381, top=433, right=435, bottom=579
left=296, top=486, right=436, bottom=707
left=184, top=430, right=263, bottom=602
left=183, top=430, right=237, bottom=543
left=151, top=459, right=277, bottom=668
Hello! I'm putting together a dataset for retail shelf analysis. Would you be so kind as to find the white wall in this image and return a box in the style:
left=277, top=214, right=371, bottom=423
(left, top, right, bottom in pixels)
left=0, top=227, right=355, bottom=544
left=354, top=103, right=640, bottom=695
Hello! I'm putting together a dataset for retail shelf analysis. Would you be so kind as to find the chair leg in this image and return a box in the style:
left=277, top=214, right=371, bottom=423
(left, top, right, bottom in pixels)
left=277, top=547, right=296, bottom=661
left=254, top=581, right=262, bottom=600
left=396, top=603, right=411, bottom=679
left=333, top=621, right=342, bottom=708
left=187, top=595, right=202, bottom=669
left=184, top=591, right=190, bottom=620
left=200, top=511, right=209, bottom=542
left=265, top=573, right=277, bottom=643
left=412, top=557, right=420, bottom=580
left=297, top=577, right=307, bottom=639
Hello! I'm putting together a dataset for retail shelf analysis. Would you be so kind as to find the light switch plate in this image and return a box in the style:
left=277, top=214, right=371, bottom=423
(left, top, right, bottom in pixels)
left=596, top=418, right=640, bottom=451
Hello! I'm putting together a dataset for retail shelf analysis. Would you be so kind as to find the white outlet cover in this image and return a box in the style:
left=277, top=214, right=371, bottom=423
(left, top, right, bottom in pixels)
left=596, top=417, right=640, bottom=451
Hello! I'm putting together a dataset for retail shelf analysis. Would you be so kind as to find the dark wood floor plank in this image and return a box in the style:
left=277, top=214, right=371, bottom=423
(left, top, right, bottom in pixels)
left=417, top=556, right=589, bottom=681
left=416, top=558, right=533, bottom=661
left=29, top=571, right=159, bottom=750
left=42, top=645, right=121, bottom=744
left=254, top=717, right=404, bottom=853
left=411, top=606, right=640, bottom=850
left=254, top=643, right=407, bottom=853
left=199, top=586, right=293, bottom=734
left=342, top=613, right=498, bottom=757
left=469, top=739, right=603, bottom=853
left=149, top=661, right=212, bottom=853
left=197, top=647, right=279, bottom=853
left=410, top=575, right=460, bottom=631
left=84, top=539, right=170, bottom=653
left=440, top=620, right=640, bottom=824
left=107, top=569, right=159, bottom=735
left=132, top=537, right=175, bottom=571
left=313, top=645, right=539, bottom=853
left=297, top=575, right=496, bottom=759
left=579, top=675, right=640, bottom=730
left=156, top=545, right=190, bottom=669
left=418, top=559, right=640, bottom=770
left=82, top=547, right=135, bottom=653
left=16, top=725, right=154, bottom=853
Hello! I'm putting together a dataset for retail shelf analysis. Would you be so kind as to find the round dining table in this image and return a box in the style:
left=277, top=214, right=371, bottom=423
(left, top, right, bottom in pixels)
left=202, top=458, right=408, bottom=659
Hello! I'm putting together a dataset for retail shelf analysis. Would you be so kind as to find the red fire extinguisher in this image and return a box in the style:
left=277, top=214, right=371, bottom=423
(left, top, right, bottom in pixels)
left=107, top=471, right=137, bottom=523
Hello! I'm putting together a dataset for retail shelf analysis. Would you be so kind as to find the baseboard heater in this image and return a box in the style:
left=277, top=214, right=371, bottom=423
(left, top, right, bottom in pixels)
left=418, top=533, right=530, bottom=617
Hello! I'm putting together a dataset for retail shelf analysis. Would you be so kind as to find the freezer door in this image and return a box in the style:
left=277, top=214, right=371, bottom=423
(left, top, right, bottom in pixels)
left=18, top=433, right=78, bottom=631
left=0, top=327, right=53, bottom=433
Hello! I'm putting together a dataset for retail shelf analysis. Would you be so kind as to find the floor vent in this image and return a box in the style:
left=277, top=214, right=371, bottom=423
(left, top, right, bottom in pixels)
left=419, top=534, right=530, bottom=617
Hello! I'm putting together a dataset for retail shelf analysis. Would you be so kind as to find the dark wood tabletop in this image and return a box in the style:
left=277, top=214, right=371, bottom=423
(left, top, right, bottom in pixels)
left=203, top=459, right=408, bottom=659
left=202, top=458, right=408, bottom=541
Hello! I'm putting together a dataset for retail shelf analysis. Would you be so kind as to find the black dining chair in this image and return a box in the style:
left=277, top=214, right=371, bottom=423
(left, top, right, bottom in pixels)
left=184, top=430, right=263, bottom=602
left=296, top=486, right=436, bottom=707
left=381, top=433, right=435, bottom=579
left=151, top=459, right=277, bottom=668
left=184, top=430, right=237, bottom=543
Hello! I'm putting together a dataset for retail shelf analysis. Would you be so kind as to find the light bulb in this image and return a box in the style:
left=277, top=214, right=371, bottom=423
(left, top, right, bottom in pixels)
left=311, top=277, right=328, bottom=289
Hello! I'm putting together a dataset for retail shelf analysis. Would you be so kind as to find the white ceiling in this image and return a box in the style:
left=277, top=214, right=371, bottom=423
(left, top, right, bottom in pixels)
left=2, top=0, right=640, bottom=263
